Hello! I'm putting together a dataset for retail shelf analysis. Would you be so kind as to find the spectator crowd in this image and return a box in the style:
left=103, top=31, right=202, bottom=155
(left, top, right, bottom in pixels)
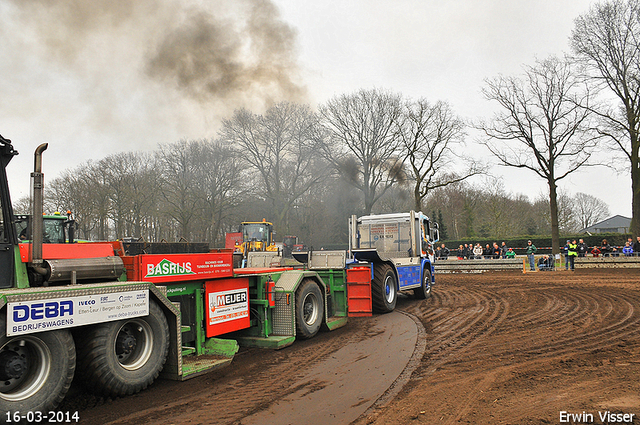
left=435, top=241, right=514, bottom=260
left=435, top=236, right=640, bottom=261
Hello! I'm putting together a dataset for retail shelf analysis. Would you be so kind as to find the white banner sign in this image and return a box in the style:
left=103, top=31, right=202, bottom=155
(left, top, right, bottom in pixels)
left=208, top=288, right=249, bottom=326
left=7, top=290, right=149, bottom=336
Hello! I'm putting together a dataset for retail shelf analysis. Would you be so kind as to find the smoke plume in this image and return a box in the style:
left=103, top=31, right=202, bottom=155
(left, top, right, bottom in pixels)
left=2, top=0, right=307, bottom=146
left=147, top=1, right=307, bottom=104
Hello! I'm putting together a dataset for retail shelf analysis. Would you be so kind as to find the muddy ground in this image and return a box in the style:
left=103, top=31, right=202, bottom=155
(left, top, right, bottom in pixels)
left=64, top=269, right=640, bottom=424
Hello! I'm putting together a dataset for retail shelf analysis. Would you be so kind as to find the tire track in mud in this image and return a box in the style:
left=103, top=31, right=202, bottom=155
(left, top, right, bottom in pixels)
left=358, top=310, right=427, bottom=416
left=398, top=284, right=512, bottom=375
left=471, top=286, right=640, bottom=362
left=525, top=289, right=640, bottom=358
left=355, top=270, right=640, bottom=425
left=407, top=281, right=640, bottom=369
left=357, top=286, right=514, bottom=424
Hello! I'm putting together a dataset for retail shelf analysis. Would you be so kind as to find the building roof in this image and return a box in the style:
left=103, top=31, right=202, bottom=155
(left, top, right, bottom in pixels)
left=580, top=215, right=631, bottom=234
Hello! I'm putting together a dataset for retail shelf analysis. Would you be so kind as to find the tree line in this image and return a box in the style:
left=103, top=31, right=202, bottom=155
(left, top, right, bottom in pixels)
left=14, top=0, right=640, bottom=253
left=14, top=117, right=609, bottom=249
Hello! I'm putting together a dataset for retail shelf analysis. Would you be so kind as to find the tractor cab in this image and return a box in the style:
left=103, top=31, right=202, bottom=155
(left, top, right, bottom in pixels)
left=238, top=220, right=276, bottom=253
left=15, top=212, right=76, bottom=244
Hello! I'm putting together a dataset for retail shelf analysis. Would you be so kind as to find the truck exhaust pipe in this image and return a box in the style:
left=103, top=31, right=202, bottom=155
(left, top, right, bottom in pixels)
left=30, top=143, right=48, bottom=278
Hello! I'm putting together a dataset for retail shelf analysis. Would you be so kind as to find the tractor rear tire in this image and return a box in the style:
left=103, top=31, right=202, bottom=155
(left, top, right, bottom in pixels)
left=76, top=300, right=169, bottom=397
left=295, top=279, right=324, bottom=339
left=372, top=263, right=397, bottom=313
left=413, top=267, right=432, bottom=299
left=0, top=315, right=75, bottom=413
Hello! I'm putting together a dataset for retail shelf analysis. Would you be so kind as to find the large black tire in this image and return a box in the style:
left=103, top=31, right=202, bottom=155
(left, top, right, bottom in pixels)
left=295, top=279, right=324, bottom=339
left=76, top=300, right=169, bottom=397
left=0, top=315, right=75, bottom=415
left=413, top=267, right=432, bottom=299
left=372, top=263, right=397, bottom=313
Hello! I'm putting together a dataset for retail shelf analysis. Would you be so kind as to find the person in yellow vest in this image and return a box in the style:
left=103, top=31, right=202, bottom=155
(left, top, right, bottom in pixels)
left=567, top=239, right=578, bottom=271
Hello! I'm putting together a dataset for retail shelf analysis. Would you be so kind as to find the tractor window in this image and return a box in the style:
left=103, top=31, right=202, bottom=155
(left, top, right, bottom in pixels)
left=44, top=219, right=65, bottom=243
left=15, top=216, right=27, bottom=240
left=13, top=216, right=67, bottom=243
left=242, top=224, right=269, bottom=243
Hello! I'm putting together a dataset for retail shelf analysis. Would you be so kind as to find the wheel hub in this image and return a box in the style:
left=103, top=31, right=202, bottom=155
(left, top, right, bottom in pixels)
left=303, top=294, right=318, bottom=325
left=384, top=275, right=395, bottom=303
left=113, top=320, right=153, bottom=371
left=116, top=331, right=137, bottom=355
left=0, top=351, right=27, bottom=380
left=0, top=336, right=52, bottom=401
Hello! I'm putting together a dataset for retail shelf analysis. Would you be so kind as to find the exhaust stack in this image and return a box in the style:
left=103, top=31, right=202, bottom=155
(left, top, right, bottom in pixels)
left=30, top=143, right=48, bottom=277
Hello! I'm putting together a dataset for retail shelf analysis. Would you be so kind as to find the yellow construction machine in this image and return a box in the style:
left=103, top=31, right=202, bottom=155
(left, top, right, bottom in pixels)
left=237, top=219, right=278, bottom=255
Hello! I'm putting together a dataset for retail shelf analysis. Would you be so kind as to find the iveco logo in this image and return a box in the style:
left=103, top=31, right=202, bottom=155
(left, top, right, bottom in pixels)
left=79, top=300, right=96, bottom=306
left=12, top=301, right=74, bottom=322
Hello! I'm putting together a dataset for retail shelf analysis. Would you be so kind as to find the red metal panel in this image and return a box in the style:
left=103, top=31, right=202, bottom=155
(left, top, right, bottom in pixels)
left=205, top=277, right=250, bottom=337
left=347, top=266, right=373, bottom=317
left=18, top=242, right=115, bottom=262
left=225, top=232, right=243, bottom=249
left=121, top=256, right=137, bottom=281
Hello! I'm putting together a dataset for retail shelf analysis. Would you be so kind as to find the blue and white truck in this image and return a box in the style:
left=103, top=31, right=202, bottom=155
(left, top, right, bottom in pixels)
left=349, top=211, right=439, bottom=313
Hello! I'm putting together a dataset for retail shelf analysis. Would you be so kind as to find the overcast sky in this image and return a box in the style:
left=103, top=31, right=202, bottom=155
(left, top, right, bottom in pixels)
left=0, top=0, right=631, bottom=217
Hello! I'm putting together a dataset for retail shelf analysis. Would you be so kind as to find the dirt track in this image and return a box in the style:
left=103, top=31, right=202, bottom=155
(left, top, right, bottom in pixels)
left=68, top=269, right=640, bottom=424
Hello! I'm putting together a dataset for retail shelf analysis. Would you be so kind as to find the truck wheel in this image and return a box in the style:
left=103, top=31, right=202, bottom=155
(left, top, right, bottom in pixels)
left=295, top=279, right=324, bottom=339
left=0, top=316, right=75, bottom=413
left=413, top=267, right=432, bottom=299
left=372, top=263, right=397, bottom=313
left=76, top=300, right=169, bottom=397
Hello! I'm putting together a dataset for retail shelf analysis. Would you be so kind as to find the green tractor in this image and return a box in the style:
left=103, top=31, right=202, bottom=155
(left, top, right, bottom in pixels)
left=14, top=212, right=76, bottom=244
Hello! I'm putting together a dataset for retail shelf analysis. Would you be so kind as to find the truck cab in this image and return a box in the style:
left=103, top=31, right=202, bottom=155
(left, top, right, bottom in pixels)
left=349, top=211, right=439, bottom=313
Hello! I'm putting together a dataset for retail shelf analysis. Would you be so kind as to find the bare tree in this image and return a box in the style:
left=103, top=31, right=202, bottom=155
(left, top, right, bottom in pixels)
left=533, top=190, right=581, bottom=234
left=219, top=102, right=327, bottom=233
left=12, top=196, right=30, bottom=215
left=571, top=0, right=640, bottom=237
left=426, top=181, right=481, bottom=239
left=196, top=140, right=243, bottom=245
left=478, top=56, right=597, bottom=254
left=573, top=192, right=610, bottom=230
left=99, top=153, right=137, bottom=239
left=82, top=162, right=112, bottom=241
left=122, top=153, right=161, bottom=241
left=47, top=164, right=104, bottom=240
left=557, top=191, right=580, bottom=233
left=156, top=140, right=206, bottom=240
left=477, top=178, right=522, bottom=238
left=400, top=98, right=482, bottom=211
left=318, top=88, right=405, bottom=215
